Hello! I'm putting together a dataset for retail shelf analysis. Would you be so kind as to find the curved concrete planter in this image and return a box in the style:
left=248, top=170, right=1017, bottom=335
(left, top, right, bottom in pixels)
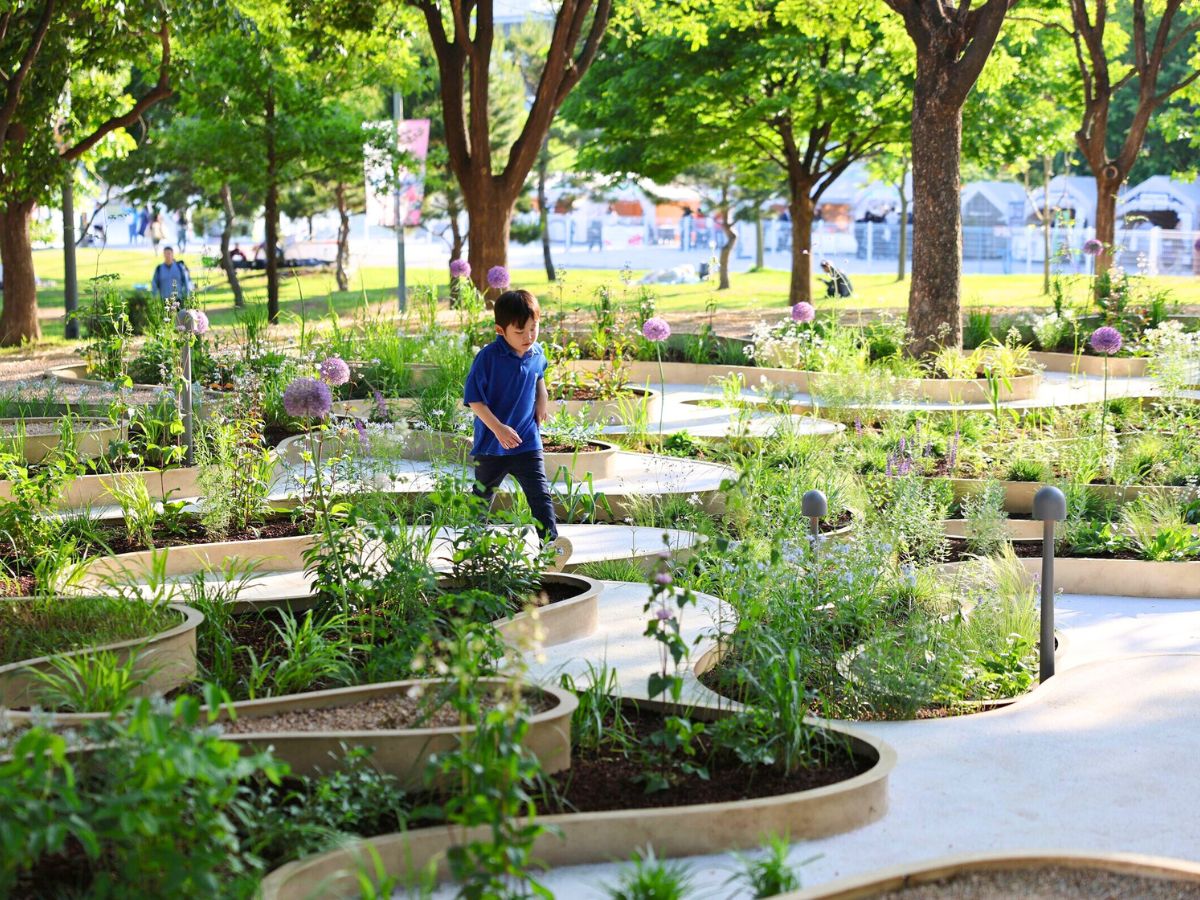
left=1019, top=556, right=1200, bottom=599
left=347, top=360, right=439, bottom=390
left=1030, top=350, right=1150, bottom=378
left=0, top=601, right=201, bottom=709
left=941, top=477, right=1200, bottom=513
left=781, top=851, right=1200, bottom=899
left=490, top=573, right=602, bottom=648
left=277, top=428, right=471, bottom=466
left=44, top=363, right=162, bottom=392
left=0, top=466, right=201, bottom=509
left=542, top=439, right=620, bottom=481
left=942, top=517, right=1043, bottom=542
left=217, top=678, right=576, bottom=786
left=0, top=417, right=120, bottom=464
left=550, top=387, right=661, bottom=426
left=258, top=720, right=894, bottom=899
left=79, top=535, right=319, bottom=613
left=330, top=397, right=416, bottom=420
left=561, top=360, right=1042, bottom=403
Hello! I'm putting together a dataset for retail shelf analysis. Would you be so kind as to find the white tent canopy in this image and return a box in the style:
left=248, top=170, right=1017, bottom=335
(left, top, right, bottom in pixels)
left=1117, top=175, right=1200, bottom=230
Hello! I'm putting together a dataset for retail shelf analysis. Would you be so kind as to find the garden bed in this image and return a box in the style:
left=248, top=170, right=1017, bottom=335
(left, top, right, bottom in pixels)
left=0, top=416, right=121, bottom=464
left=213, top=678, right=576, bottom=785
left=550, top=386, right=661, bottom=425
left=786, top=851, right=1200, bottom=899
left=258, top=713, right=893, bottom=899
left=1029, top=350, right=1151, bottom=378
left=560, top=359, right=1043, bottom=404
left=487, top=572, right=602, bottom=647
left=0, top=600, right=201, bottom=709
left=941, top=477, right=1200, bottom=514
left=542, top=438, right=620, bottom=480
left=0, top=466, right=202, bottom=510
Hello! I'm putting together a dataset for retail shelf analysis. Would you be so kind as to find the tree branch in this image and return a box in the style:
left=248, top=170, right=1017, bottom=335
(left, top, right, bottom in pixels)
left=63, top=15, right=172, bottom=162
left=0, top=0, right=55, bottom=149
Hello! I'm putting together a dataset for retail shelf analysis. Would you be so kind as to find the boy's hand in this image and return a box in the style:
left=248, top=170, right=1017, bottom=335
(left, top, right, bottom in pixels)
left=493, top=423, right=523, bottom=449
left=535, top=396, right=548, bottom=424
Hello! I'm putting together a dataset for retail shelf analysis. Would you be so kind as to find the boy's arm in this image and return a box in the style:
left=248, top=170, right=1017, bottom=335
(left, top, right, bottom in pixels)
left=535, top=378, right=549, bottom=424
left=468, top=401, right=522, bottom=450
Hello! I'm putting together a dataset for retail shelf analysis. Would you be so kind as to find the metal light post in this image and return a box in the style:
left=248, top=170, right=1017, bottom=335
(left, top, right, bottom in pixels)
left=176, top=310, right=199, bottom=466
left=1033, top=485, right=1066, bottom=682
left=393, top=89, right=407, bottom=312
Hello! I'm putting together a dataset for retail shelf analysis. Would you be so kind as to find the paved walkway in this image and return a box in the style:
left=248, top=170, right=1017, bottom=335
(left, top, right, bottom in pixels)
left=521, top=588, right=1200, bottom=898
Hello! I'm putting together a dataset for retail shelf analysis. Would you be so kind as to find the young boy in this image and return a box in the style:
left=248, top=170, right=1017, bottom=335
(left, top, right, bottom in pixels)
left=463, top=289, right=572, bottom=569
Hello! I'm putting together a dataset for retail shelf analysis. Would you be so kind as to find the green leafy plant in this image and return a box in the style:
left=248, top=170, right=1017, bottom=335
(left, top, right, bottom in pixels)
left=30, top=648, right=153, bottom=713
left=605, top=847, right=693, bottom=900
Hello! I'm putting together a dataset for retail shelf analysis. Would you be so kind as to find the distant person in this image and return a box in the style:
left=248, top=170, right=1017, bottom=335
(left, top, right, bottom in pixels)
left=150, top=246, right=193, bottom=301
left=819, top=260, right=853, bottom=299
left=680, top=206, right=693, bottom=252
left=229, top=244, right=248, bottom=268
left=149, top=209, right=166, bottom=251
left=126, top=205, right=138, bottom=244
left=176, top=209, right=190, bottom=252
left=138, top=205, right=151, bottom=241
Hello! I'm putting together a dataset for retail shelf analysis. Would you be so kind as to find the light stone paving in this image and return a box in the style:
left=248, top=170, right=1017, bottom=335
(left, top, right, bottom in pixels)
left=518, top=590, right=1200, bottom=899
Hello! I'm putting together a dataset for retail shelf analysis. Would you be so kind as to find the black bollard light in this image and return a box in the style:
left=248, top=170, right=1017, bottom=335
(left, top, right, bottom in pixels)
left=1032, top=485, right=1066, bottom=682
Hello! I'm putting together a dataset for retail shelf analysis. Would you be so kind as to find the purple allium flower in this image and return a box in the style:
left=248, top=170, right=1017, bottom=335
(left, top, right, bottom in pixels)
left=486, top=265, right=510, bottom=290
left=1089, top=325, right=1123, bottom=355
left=655, top=606, right=673, bottom=620
left=791, top=302, right=816, bottom=323
left=655, top=571, right=673, bottom=586
left=283, top=377, right=332, bottom=419
left=176, top=309, right=209, bottom=335
left=642, top=316, right=671, bottom=342
left=1082, top=238, right=1104, bottom=256
left=318, top=356, right=351, bottom=386
left=449, top=258, right=471, bottom=279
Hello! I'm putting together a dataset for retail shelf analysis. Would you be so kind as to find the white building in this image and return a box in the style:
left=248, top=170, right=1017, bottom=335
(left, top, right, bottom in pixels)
left=1117, top=175, right=1200, bottom=231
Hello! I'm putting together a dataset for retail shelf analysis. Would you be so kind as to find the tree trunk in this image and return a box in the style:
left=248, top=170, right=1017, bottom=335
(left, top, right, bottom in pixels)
left=0, top=199, right=40, bottom=345
left=465, top=181, right=515, bottom=304
left=335, top=182, right=351, bottom=292
left=265, top=84, right=280, bottom=323
left=788, top=192, right=815, bottom=304
left=897, top=189, right=909, bottom=282
left=907, top=81, right=964, bottom=356
left=1093, top=165, right=1120, bottom=280
left=537, top=152, right=555, bottom=282
left=219, top=183, right=245, bottom=308
left=717, top=212, right=736, bottom=290
left=754, top=213, right=764, bottom=270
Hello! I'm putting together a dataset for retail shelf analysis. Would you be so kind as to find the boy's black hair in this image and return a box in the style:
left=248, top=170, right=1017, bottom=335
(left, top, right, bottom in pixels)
left=494, top=289, right=541, bottom=329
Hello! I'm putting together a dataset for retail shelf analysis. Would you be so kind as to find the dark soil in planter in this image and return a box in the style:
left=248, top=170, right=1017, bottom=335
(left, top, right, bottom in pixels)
left=541, top=440, right=609, bottom=454
left=551, top=386, right=634, bottom=402
left=222, top=686, right=557, bottom=733
left=539, top=706, right=868, bottom=813
left=874, top=866, right=1200, bottom=899
left=98, top=516, right=308, bottom=557
left=439, top=578, right=587, bottom=609
left=942, top=541, right=1165, bottom=564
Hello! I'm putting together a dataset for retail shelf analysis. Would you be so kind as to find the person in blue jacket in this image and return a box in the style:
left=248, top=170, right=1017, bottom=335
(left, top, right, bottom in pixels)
left=150, top=246, right=193, bottom=301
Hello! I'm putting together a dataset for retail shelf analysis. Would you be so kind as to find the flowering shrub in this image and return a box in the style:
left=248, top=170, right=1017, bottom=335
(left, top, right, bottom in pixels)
left=1030, top=310, right=1077, bottom=352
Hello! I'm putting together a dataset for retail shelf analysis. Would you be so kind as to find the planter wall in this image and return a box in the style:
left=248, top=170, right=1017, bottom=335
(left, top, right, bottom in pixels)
left=79, top=535, right=319, bottom=613
left=0, top=417, right=121, bottom=464
left=276, top=428, right=471, bottom=466
left=0, top=466, right=201, bottom=510
left=781, top=851, right=1200, bottom=899
left=1018, top=556, right=1200, bottom=599
left=550, top=387, right=661, bottom=426
left=45, top=363, right=162, bottom=392
left=542, top=440, right=620, bottom=481
left=0, top=601, right=201, bottom=709
left=943, top=477, right=1200, bottom=513
left=490, top=573, right=602, bottom=648
left=1029, top=350, right=1150, bottom=378
left=941, top=517, right=1044, bottom=542
left=258, top=720, right=894, bottom=900
left=561, top=360, right=1042, bottom=404
left=216, top=678, right=577, bottom=786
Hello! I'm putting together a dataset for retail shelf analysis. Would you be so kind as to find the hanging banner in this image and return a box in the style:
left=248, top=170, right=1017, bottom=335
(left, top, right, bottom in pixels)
left=365, top=118, right=431, bottom=228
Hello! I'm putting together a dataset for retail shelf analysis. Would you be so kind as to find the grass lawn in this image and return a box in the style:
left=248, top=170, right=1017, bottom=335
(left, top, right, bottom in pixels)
left=11, top=247, right=1200, bottom=350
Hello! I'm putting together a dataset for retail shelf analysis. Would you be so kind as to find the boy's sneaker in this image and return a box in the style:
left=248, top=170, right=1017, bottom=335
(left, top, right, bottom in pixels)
left=545, top=536, right=573, bottom=572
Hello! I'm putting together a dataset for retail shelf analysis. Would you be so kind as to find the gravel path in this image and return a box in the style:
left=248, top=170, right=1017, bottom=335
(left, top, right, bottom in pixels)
left=876, top=867, right=1200, bottom=899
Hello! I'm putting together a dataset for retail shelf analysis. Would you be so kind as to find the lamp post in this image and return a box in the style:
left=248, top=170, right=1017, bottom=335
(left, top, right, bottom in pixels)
left=1032, top=485, right=1066, bottom=682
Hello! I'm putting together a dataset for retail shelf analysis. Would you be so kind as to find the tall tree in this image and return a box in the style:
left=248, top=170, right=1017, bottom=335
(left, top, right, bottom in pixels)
left=567, top=0, right=908, bottom=303
left=0, top=1, right=174, bottom=344
left=880, top=0, right=1017, bottom=355
left=1065, top=0, right=1200, bottom=278
left=408, top=0, right=611, bottom=289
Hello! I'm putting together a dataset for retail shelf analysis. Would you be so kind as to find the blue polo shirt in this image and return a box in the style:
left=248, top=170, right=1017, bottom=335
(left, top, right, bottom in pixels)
left=463, top=336, right=547, bottom=456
